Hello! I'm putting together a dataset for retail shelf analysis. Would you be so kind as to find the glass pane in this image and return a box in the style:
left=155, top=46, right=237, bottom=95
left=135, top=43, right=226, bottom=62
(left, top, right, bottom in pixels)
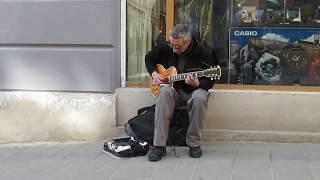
left=126, top=0, right=320, bottom=86
left=126, top=0, right=166, bottom=82
left=174, top=0, right=230, bottom=83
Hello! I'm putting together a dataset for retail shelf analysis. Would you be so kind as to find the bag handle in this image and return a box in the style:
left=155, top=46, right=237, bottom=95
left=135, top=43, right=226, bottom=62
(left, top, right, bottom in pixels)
left=137, top=104, right=155, bottom=115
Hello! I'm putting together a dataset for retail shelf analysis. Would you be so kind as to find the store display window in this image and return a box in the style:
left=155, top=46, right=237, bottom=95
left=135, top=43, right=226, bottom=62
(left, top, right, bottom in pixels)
left=125, top=0, right=320, bottom=88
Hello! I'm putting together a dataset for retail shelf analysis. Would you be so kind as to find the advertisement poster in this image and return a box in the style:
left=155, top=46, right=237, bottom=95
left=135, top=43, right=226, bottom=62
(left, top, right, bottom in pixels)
left=229, top=27, right=320, bottom=85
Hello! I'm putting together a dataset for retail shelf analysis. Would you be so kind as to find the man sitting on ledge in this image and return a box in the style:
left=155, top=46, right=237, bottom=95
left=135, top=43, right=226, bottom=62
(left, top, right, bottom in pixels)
left=145, top=24, right=219, bottom=161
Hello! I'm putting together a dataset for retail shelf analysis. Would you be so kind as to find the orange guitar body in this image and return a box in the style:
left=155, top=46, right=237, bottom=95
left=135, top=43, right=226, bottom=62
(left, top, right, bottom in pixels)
left=150, top=64, right=177, bottom=97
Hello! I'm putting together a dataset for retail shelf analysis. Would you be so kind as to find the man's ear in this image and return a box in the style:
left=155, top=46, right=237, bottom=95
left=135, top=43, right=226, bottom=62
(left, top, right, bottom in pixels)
left=187, top=39, right=192, bottom=46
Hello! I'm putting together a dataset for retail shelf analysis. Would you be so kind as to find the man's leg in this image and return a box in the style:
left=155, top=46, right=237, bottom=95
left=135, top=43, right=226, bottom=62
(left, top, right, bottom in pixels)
left=150, top=85, right=181, bottom=161
left=154, top=85, right=177, bottom=146
left=186, top=89, right=209, bottom=156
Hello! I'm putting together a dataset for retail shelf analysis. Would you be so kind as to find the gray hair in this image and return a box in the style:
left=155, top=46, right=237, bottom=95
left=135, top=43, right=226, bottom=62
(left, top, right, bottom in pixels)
left=170, top=24, right=192, bottom=41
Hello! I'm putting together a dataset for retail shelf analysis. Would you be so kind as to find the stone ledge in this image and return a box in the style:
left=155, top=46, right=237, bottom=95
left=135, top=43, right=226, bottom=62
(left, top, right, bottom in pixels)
left=116, top=87, right=320, bottom=143
left=0, top=92, right=116, bottom=143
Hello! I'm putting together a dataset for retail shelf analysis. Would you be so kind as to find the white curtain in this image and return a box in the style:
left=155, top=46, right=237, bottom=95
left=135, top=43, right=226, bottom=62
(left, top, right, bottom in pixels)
left=127, top=0, right=156, bottom=82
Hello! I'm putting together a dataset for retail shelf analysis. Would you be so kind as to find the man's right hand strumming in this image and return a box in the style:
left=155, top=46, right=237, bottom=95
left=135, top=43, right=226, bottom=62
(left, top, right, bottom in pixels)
left=152, top=71, right=167, bottom=85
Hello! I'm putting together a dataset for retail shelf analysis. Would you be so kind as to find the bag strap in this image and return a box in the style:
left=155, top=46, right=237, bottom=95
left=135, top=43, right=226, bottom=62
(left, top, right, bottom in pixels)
left=137, top=104, right=155, bottom=115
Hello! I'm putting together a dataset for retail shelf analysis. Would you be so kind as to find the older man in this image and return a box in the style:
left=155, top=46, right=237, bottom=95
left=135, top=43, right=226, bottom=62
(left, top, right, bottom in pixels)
left=145, top=24, right=218, bottom=161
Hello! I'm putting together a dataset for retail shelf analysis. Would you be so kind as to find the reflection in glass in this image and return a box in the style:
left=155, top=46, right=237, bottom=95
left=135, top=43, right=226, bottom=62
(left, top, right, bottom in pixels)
left=174, top=0, right=229, bottom=83
left=127, top=0, right=165, bottom=82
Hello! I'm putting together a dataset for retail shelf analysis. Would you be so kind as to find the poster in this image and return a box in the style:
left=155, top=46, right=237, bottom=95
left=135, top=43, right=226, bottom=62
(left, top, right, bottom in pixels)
left=229, top=27, right=320, bottom=85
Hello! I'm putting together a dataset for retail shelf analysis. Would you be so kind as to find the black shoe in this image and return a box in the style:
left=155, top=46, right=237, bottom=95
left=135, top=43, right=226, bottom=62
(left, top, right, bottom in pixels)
left=148, top=146, right=166, bottom=161
left=189, top=146, right=202, bottom=158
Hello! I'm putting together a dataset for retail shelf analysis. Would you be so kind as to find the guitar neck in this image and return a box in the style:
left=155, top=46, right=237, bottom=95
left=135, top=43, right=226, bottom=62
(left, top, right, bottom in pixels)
left=168, top=71, right=205, bottom=83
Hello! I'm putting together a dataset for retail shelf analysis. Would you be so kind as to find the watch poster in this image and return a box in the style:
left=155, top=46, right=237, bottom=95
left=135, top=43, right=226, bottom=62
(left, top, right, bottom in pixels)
left=229, top=27, right=320, bottom=86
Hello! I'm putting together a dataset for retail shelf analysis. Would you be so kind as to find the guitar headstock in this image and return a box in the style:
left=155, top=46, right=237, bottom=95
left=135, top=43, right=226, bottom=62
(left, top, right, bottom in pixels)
left=204, top=65, right=221, bottom=80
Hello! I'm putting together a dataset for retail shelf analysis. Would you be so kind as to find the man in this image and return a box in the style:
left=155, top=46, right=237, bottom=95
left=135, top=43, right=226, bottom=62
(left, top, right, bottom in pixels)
left=145, top=24, right=218, bottom=161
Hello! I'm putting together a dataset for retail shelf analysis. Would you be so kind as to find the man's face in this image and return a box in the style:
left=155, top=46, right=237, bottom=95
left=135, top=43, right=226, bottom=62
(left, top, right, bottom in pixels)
left=169, top=37, right=191, bottom=55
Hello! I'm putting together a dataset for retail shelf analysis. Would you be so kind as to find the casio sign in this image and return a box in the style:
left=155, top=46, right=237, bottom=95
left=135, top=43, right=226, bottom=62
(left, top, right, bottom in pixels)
left=234, top=31, right=258, bottom=36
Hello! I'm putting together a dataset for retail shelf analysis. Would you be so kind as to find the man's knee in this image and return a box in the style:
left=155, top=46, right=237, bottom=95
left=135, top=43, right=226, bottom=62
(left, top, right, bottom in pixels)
left=159, top=86, right=174, bottom=96
left=190, top=89, right=209, bottom=104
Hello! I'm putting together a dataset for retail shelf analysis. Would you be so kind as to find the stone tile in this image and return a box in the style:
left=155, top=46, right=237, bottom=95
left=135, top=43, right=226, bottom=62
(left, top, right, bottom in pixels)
left=271, top=143, right=314, bottom=180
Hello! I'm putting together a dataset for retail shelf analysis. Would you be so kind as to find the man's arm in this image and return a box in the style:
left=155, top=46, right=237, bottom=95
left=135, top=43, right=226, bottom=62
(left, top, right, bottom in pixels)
left=145, top=49, right=158, bottom=76
left=145, top=46, right=168, bottom=84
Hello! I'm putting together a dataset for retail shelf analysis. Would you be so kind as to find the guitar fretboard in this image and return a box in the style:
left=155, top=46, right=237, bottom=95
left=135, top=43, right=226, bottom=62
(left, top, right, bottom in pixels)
left=168, top=71, right=205, bottom=83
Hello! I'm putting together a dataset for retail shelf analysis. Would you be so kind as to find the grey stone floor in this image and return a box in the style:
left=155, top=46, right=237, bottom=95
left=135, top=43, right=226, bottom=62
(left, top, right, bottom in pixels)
left=1, top=141, right=320, bottom=180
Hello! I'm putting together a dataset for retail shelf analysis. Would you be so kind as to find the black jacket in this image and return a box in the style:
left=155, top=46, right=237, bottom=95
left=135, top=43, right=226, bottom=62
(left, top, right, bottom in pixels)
left=145, top=39, right=219, bottom=93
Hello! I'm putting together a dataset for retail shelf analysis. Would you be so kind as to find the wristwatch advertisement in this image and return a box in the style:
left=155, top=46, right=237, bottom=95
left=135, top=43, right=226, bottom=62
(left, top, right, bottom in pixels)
left=229, top=27, right=320, bottom=85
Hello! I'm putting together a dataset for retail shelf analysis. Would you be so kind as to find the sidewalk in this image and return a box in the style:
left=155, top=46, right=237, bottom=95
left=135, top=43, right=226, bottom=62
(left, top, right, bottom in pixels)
left=1, top=140, right=320, bottom=180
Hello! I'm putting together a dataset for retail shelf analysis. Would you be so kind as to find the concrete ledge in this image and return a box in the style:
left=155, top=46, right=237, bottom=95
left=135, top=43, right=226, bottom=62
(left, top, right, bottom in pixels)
left=0, top=92, right=116, bottom=143
left=116, top=88, right=155, bottom=126
left=206, top=89, right=320, bottom=133
left=202, top=129, right=320, bottom=143
left=116, top=87, right=320, bottom=142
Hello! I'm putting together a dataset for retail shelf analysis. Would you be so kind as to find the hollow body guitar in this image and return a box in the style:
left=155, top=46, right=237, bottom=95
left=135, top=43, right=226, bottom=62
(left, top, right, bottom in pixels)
left=150, top=64, right=221, bottom=97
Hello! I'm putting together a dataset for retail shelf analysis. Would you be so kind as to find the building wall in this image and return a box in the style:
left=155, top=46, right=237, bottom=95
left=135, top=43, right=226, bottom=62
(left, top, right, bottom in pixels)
left=0, top=0, right=120, bottom=92
left=0, top=0, right=120, bottom=143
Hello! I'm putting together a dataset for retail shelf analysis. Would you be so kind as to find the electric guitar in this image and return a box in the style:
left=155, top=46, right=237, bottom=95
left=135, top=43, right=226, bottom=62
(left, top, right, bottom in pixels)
left=150, top=64, right=221, bottom=97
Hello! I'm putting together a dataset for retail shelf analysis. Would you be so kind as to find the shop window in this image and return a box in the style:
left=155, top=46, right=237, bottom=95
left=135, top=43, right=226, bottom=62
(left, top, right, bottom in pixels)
left=126, top=0, right=320, bottom=89
left=126, top=0, right=166, bottom=82
left=174, top=0, right=230, bottom=83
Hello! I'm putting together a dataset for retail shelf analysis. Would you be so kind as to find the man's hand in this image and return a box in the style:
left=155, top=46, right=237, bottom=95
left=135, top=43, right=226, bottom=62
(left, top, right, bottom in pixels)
left=152, top=71, right=167, bottom=85
left=185, top=74, right=199, bottom=87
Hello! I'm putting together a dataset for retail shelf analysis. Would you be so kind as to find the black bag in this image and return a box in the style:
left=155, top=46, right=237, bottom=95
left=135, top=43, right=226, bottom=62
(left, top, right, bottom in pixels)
left=124, top=104, right=189, bottom=146
left=103, top=136, right=149, bottom=157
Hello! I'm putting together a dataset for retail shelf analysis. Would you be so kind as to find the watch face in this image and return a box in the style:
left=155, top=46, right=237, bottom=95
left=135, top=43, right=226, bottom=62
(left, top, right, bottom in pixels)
left=255, top=52, right=281, bottom=82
